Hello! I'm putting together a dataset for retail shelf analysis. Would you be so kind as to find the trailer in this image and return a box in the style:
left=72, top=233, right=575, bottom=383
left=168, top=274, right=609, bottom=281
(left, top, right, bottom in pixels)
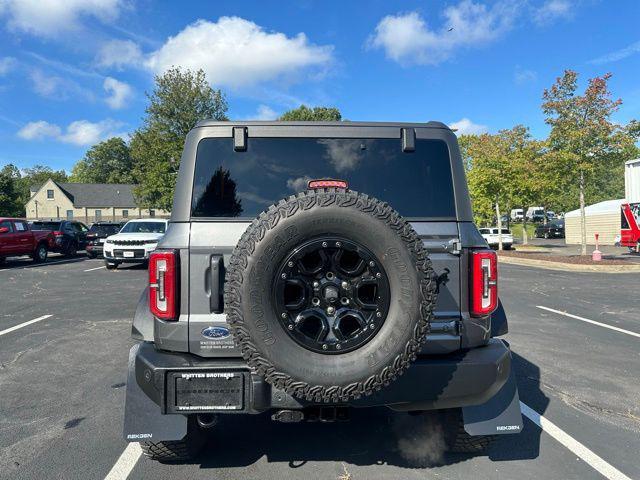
left=621, top=159, right=640, bottom=251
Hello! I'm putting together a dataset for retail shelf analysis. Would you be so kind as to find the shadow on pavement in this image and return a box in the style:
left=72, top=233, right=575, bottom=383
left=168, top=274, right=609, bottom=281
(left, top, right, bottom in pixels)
left=0, top=253, right=91, bottom=269
left=187, top=350, right=548, bottom=470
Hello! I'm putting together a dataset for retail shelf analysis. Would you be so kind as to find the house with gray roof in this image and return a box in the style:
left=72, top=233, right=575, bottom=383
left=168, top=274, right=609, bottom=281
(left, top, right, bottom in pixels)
left=25, top=179, right=169, bottom=223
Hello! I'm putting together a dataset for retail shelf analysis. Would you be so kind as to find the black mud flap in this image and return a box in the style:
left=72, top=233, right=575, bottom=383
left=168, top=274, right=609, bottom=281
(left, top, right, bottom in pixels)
left=123, top=344, right=187, bottom=442
left=462, top=362, right=523, bottom=435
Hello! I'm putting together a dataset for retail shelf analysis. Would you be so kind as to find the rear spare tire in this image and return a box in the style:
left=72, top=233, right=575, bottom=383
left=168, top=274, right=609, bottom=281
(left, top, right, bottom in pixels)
left=225, top=189, right=437, bottom=402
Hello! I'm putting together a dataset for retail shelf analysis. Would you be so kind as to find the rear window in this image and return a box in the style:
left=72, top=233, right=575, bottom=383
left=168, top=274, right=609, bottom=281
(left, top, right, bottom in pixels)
left=30, top=221, right=60, bottom=231
left=191, top=138, right=456, bottom=219
left=501, top=229, right=510, bottom=234
left=89, top=224, right=121, bottom=235
left=120, top=221, right=166, bottom=234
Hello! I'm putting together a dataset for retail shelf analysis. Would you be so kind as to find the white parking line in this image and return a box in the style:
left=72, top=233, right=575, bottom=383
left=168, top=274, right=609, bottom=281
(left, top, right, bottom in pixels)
left=21, top=258, right=86, bottom=269
left=537, top=305, right=640, bottom=339
left=84, top=265, right=106, bottom=272
left=520, top=402, right=632, bottom=480
left=104, top=442, right=142, bottom=480
left=0, top=314, right=53, bottom=337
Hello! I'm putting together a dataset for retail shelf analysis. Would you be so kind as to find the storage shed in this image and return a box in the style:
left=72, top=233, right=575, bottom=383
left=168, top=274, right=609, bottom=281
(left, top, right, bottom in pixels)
left=564, top=199, right=624, bottom=245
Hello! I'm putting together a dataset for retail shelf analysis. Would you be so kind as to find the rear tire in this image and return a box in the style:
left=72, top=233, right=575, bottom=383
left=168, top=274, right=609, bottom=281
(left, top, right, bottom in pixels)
left=87, top=251, right=97, bottom=259
left=442, top=409, right=494, bottom=453
left=65, top=241, right=78, bottom=257
left=140, top=418, right=205, bottom=463
left=32, top=243, right=48, bottom=263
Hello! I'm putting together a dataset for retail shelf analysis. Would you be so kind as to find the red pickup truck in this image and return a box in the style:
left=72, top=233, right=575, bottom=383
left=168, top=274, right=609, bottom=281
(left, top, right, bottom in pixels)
left=0, top=217, right=55, bottom=265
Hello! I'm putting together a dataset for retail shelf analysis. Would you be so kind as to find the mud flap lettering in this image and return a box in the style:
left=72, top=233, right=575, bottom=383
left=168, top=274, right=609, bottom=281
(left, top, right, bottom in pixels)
left=123, top=344, right=187, bottom=442
left=462, top=363, right=523, bottom=435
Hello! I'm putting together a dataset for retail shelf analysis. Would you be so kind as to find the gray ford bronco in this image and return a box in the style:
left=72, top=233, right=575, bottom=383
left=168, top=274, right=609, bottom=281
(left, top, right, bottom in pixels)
left=123, top=121, right=523, bottom=462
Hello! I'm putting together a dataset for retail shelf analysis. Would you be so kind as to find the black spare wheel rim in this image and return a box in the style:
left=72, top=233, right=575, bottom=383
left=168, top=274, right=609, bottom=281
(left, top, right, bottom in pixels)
left=225, top=188, right=437, bottom=402
left=275, top=237, right=390, bottom=354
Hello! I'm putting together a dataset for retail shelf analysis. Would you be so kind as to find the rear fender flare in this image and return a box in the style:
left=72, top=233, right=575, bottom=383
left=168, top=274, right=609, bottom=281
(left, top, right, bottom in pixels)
left=490, top=299, right=508, bottom=337
left=132, top=287, right=154, bottom=341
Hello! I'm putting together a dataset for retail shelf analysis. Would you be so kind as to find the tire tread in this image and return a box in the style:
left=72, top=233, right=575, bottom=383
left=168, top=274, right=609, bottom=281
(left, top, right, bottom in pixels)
left=224, top=189, right=437, bottom=403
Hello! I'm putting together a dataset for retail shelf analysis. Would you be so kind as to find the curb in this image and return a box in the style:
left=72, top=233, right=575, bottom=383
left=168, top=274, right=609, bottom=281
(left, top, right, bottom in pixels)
left=498, top=255, right=640, bottom=273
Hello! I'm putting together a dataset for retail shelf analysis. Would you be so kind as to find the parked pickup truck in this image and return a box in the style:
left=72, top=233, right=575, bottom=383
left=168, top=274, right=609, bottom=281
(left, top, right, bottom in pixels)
left=0, top=217, right=54, bottom=264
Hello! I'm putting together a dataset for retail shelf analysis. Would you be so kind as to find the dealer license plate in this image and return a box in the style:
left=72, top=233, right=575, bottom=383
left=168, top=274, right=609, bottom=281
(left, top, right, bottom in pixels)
left=174, top=372, right=244, bottom=412
left=123, top=251, right=134, bottom=258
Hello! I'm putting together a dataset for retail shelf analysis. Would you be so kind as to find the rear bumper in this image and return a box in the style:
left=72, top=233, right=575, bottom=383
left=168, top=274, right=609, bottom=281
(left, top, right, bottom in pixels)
left=86, top=244, right=104, bottom=255
left=132, top=338, right=512, bottom=414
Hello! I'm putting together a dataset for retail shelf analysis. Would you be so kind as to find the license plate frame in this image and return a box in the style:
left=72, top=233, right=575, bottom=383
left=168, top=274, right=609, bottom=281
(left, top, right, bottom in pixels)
left=123, top=251, right=134, bottom=258
left=170, top=372, right=244, bottom=413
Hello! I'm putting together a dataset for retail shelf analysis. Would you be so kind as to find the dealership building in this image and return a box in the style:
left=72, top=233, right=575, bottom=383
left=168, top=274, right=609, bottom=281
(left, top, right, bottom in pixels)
left=25, top=179, right=169, bottom=224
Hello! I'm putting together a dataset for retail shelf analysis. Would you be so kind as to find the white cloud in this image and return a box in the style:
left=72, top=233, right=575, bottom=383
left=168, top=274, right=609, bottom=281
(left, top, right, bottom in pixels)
left=17, top=119, right=124, bottom=145
left=449, top=118, right=488, bottom=135
left=319, top=139, right=365, bottom=172
left=29, top=68, right=95, bottom=101
left=17, top=121, right=62, bottom=140
left=589, top=40, right=640, bottom=65
left=60, top=119, right=122, bottom=145
left=30, top=70, right=63, bottom=97
left=245, top=104, right=278, bottom=120
left=96, top=39, right=143, bottom=69
left=368, top=2, right=519, bottom=66
left=533, top=0, right=573, bottom=25
left=514, top=66, right=537, bottom=84
left=0, top=56, right=17, bottom=75
left=287, top=176, right=313, bottom=191
left=144, top=17, right=333, bottom=88
left=103, top=77, right=133, bottom=109
left=0, top=0, right=122, bottom=37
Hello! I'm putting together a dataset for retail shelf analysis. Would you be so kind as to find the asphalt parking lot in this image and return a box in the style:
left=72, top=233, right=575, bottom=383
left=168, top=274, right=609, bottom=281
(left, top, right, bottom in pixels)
left=1, top=255, right=638, bottom=480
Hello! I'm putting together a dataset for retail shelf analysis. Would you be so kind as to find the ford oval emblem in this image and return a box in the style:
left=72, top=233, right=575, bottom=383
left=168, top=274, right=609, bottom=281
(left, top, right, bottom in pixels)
left=201, top=326, right=230, bottom=339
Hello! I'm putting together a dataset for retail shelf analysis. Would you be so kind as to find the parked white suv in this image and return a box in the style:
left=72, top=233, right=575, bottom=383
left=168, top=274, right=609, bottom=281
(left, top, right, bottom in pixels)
left=479, top=227, right=513, bottom=249
left=103, top=219, right=168, bottom=269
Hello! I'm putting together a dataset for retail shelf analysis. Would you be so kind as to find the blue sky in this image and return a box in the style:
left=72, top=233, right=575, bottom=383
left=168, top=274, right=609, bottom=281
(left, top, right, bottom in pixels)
left=0, top=0, right=639, bottom=173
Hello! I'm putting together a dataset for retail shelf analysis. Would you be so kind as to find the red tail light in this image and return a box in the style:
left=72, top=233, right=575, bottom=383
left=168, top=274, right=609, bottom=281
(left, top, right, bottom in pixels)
left=149, top=250, right=179, bottom=320
left=308, top=179, right=348, bottom=189
left=470, top=249, right=498, bottom=317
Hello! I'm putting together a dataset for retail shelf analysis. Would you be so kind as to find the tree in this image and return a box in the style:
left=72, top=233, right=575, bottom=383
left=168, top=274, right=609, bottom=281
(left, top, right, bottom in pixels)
left=0, top=164, right=23, bottom=217
left=70, top=137, right=134, bottom=184
left=461, top=126, right=543, bottom=248
left=278, top=105, right=342, bottom=121
left=192, top=167, right=242, bottom=217
left=131, top=67, right=228, bottom=210
left=542, top=70, right=639, bottom=254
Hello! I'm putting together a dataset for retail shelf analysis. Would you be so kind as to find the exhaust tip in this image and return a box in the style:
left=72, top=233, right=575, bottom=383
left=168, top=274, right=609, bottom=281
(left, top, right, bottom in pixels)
left=196, top=413, right=218, bottom=429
